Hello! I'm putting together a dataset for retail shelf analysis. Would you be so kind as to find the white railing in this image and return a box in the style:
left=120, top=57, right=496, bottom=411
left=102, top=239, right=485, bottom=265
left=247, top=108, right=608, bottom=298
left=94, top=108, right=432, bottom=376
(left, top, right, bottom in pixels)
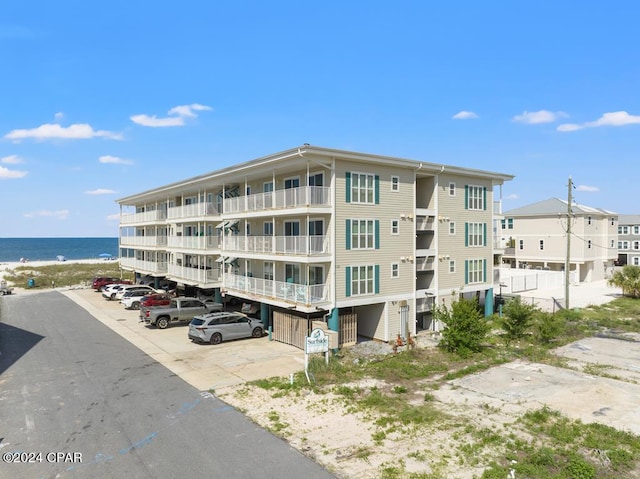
left=416, top=297, right=434, bottom=313
left=223, top=235, right=329, bottom=255
left=493, top=200, right=502, bottom=215
left=167, top=202, right=219, bottom=220
left=416, top=217, right=435, bottom=231
left=224, top=186, right=331, bottom=214
left=120, top=210, right=166, bottom=224
left=167, top=264, right=221, bottom=284
left=224, top=273, right=329, bottom=305
left=167, top=236, right=218, bottom=250
left=415, top=257, right=435, bottom=271
left=120, top=258, right=168, bottom=274
left=120, top=236, right=168, bottom=247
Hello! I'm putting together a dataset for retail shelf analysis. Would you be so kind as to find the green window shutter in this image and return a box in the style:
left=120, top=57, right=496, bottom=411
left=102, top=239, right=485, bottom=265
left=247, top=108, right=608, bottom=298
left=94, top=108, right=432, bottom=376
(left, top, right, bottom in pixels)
left=464, top=185, right=469, bottom=209
left=375, top=220, right=380, bottom=249
left=483, top=223, right=487, bottom=246
left=483, top=259, right=487, bottom=282
left=483, top=187, right=487, bottom=210
left=374, top=265, right=380, bottom=293
left=345, top=172, right=351, bottom=203
left=345, top=267, right=351, bottom=297
left=374, top=175, right=380, bottom=204
left=345, top=220, right=351, bottom=250
left=464, top=260, right=469, bottom=284
left=464, top=223, right=469, bottom=247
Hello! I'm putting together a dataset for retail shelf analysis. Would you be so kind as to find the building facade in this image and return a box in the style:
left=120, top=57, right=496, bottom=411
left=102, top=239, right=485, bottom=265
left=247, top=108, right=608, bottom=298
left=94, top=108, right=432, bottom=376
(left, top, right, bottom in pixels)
left=501, top=198, right=618, bottom=282
left=616, top=215, right=640, bottom=266
left=117, top=146, right=513, bottom=344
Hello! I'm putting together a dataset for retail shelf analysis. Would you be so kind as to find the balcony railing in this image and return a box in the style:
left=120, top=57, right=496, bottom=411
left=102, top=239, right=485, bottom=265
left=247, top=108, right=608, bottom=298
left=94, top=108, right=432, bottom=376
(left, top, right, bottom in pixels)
left=415, top=257, right=435, bottom=271
left=120, top=258, right=168, bottom=274
left=416, top=297, right=434, bottom=313
left=224, top=273, right=329, bottom=305
left=167, top=264, right=221, bottom=284
left=167, top=236, right=218, bottom=250
left=120, top=236, right=168, bottom=247
left=167, top=202, right=219, bottom=220
left=416, top=216, right=435, bottom=231
left=224, top=186, right=331, bottom=214
left=224, top=235, right=329, bottom=255
left=120, top=210, right=166, bottom=225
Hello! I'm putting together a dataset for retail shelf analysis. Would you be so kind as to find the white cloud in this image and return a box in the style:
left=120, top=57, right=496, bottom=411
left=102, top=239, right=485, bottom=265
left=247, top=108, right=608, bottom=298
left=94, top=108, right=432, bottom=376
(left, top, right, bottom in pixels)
left=85, top=188, right=116, bottom=195
left=0, top=165, right=28, bottom=179
left=24, top=209, right=69, bottom=219
left=107, top=213, right=120, bottom=221
left=512, top=110, right=567, bottom=124
left=558, top=111, right=640, bottom=132
left=4, top=123, right=122, bottom=142
left=99, top=155, right=133, bottom=165
left=54, top=112, right=64, bottom=121
left=505, top=194, right=519, bottom=200
left=452, top=111, right=478, bottom=120
left=576, top=185, right=599, bottom=192
left=131, top=103, right=212, bottom=127
left=1, top=154, right=23, bottom=164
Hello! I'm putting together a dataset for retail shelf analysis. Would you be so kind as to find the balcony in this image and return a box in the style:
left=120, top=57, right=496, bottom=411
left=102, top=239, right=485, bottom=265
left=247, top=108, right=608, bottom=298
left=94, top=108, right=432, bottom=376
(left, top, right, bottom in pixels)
left=415, top=257, right=435, bottom=272
left=224, top=235, right=330, bottom=256
left=167, top=235, right=219, bottom=250
left=120, top=258, right=168, bottom=275
left=167, top=202, right=219, bottom=220
left=416, top=216, right=435, bottom=231
left=167, top=264, right=222, bottom=285
left=416, top=296, right=435, bottom=313
left=224, top=273, right=329, bottom=305
left=120, top=210, right=166, bottom=225
left=224, top=186, right=331, bottom=214
left=120, top=236, right=168, bottom=247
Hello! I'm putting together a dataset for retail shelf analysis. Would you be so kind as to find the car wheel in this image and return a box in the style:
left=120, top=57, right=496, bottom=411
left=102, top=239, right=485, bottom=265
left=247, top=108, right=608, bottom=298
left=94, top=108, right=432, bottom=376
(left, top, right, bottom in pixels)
left=210, top=333, right=222, bottom=345
left=157, top=317, right=169, bottom=329
left=251, top=327, right=263, bottom=338
left=132, top=301, right=140, bottom=310
left=110, top=293, right=116, bottom=300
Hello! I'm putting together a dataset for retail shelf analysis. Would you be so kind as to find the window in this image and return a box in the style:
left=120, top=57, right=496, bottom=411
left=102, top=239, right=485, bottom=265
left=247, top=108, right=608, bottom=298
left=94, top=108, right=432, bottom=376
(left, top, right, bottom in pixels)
left=263, top=181, right=274, bottom=192
left=466, top=222, right=485, bottom=247
left=391, top=263, right=399, bottom=278
left=284, top=221, right=300, bottom=236
left=309, top=265, right=324, bottom=285
left=285, top=263, right=300, bottom=283
left=347, top=265, right=378, bottom=296
left=619, top=226, right=629, bottom=235
left=507, top=218, right=514, bottom=229
left=346, top=219, right=379, bottom=249
left=348, top=172, right=378, bottom=204
left=391, top=176, right=400, bottom=192
left=501, top=219, right=506, bottom=230
left=588, top=240, right=592, bottom=249
left=284, top=177, right=300, bottom=189
left=245, top=223, right=251, bottom=236
left=308, top=172, right=323, bottom=187
left=263, top=221, right=273, bottom=236
left=540, top=240, right=544, bottom=251
left=587, top=216, right=592, bottom=225
left=245, top=185, right=252, bottom=196
left=634, top=257, right=640, bottom=266
left=611, top=240, right=615, bottom=248
left=519, top=239, right=524, bottom=250
left=449, top=182, right=456, bottom=196
left=391, top=220, right=399, bottom=235
left=308, top=219, right=323, bottom=236
left=465, top=185, right=485, bottom=210
left=449, top=222, right=456, bottom=235
left=634, top=226, right=640, bottom=235
left=611, top=217, right=616, bottom=226
left=633, top=241, right=640, bottom=250
left=619, top=241, right=629, bottom=249
left=466, top=259, right=485, bottom=284
left=263, top=262, right=274, bottom=281
left=449, top=260, right=455, bottom=273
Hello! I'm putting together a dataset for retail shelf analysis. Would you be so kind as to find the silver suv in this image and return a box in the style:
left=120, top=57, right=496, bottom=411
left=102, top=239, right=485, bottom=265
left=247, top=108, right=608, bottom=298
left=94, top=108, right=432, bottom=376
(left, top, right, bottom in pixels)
left=188, top=312, right=264, bottom=345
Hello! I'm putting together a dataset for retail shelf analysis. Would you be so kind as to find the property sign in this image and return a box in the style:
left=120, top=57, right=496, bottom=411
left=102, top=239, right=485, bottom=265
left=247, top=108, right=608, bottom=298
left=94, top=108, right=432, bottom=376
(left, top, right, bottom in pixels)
left=305, top=328, right=329, bottom=354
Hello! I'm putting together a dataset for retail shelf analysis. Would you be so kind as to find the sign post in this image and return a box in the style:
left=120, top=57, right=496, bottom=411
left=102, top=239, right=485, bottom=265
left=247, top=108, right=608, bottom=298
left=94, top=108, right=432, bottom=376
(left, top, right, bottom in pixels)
left=304, top=328, right=330, bottom=383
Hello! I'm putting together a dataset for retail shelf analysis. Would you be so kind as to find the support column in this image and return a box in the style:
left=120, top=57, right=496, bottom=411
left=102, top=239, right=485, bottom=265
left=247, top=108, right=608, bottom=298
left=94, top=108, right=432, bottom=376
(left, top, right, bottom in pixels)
left=484, top=287, right=494, bottom=317
left=214, top=288, right=222, bottom=303
left=260, top=303, right=269, bottom=328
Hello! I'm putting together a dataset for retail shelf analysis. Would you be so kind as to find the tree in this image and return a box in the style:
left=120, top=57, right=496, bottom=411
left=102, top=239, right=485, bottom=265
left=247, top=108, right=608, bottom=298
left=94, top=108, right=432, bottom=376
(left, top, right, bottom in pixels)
left=434, top=297, right=489, bottom=357
left=608, top=265, right=640, bottom=298
left=501, top=296, right=538, bottom=341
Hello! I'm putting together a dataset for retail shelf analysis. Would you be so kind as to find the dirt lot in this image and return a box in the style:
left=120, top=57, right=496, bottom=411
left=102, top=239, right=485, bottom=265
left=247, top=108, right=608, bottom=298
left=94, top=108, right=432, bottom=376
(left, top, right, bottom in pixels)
left=216, top=334, right=640, bottom=478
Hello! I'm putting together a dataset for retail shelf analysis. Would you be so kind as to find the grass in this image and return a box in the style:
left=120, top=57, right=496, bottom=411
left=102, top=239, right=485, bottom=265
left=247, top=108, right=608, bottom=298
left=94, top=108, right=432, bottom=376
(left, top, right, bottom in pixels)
left=2, top=262, right=132, bottom=289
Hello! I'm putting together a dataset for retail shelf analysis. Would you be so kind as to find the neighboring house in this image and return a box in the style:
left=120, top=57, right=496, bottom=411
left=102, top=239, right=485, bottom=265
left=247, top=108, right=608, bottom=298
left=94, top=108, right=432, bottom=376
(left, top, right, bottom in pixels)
left=501, top=198, right=618, bottom=283
left=616, top=215, right=640, bottom=266
left=117, top=145, right=513, bottom=345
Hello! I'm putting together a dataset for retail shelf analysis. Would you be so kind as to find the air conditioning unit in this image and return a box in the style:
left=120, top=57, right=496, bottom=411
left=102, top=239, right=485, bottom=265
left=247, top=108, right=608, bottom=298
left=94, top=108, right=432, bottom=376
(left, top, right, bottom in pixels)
left=407, top=214, right=414, bottom=220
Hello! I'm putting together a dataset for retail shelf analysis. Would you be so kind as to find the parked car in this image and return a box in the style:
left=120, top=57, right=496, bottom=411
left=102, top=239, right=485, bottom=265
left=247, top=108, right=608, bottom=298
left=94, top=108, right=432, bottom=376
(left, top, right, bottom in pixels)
left=188, top=311, right=264, bottom=345
left=102, top=283, right=128, bottom=300
left=114, top=284, right=157, bottom=302
left=92, top=277, right=132, bottom=291
left=143, top=297, right=223, bottom=329
left=120, top=288, right=159, bottom=310
left=140, top=293, right=172, bottom=308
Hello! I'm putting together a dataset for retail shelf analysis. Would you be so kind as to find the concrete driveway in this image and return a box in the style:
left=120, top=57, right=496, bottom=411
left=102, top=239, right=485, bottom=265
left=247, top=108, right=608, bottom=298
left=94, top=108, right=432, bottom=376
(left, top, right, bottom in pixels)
left=63, top=288, right=305, bottom=391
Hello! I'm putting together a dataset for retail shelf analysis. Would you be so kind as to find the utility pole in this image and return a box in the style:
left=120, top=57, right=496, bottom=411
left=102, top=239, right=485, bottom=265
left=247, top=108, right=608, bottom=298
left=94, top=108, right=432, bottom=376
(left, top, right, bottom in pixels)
left=565, top=177, right=572, bottom=310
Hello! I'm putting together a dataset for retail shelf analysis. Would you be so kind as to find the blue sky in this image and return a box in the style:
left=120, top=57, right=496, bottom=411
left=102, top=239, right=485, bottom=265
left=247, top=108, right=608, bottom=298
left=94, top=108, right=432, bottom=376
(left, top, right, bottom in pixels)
left=1, top=1, right=639, bottom=237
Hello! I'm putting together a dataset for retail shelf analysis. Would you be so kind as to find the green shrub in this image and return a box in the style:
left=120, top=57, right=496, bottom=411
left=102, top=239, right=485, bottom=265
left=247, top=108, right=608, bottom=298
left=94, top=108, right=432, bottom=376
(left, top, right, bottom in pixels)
left=434, top=297, right=490, bottom=357
left=501, top=296, right=538, bottom=340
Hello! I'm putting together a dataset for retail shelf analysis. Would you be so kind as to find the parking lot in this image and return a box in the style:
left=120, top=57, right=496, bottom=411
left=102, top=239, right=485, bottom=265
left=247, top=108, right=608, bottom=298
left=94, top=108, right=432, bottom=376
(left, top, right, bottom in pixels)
left=63, top=288, right=306, bottom=392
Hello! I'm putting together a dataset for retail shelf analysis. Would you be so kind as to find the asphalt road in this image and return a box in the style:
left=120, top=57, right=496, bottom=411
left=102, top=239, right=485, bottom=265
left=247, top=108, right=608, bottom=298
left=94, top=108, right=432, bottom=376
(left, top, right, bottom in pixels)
left=0, top=292, right=335, bottom=479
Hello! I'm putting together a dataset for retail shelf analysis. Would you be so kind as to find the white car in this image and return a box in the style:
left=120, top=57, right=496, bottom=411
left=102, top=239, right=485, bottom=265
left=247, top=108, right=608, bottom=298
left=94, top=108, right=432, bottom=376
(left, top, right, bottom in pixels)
left=102, top=284, right=128, bottom=300
left=114, top=285, right=157, bottom=302
left=120, top=288, right=158, bottom=310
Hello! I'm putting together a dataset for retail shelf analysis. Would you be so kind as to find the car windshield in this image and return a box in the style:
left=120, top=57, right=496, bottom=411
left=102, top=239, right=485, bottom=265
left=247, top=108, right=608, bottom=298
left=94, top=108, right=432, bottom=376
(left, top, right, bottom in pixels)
left=190, top=318, right=205, bottom=326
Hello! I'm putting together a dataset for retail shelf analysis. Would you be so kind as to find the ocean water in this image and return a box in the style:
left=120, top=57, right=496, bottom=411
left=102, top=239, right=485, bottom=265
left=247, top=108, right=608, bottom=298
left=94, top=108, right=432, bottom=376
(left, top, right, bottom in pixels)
left=0, top=238, right=119, bottom=262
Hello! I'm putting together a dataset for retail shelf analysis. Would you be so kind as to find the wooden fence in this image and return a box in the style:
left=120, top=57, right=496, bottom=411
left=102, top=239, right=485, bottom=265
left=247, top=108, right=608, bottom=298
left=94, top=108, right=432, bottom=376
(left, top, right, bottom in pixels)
left=272, top=311, right=358, bottom=350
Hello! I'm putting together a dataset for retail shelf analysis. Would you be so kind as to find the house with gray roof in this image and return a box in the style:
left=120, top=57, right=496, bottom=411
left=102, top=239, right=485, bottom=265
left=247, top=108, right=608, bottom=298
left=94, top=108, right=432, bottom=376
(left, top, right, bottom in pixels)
left=501, top=198, right=618, bottom=282
left=616, top=214, right=640, bottom=266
